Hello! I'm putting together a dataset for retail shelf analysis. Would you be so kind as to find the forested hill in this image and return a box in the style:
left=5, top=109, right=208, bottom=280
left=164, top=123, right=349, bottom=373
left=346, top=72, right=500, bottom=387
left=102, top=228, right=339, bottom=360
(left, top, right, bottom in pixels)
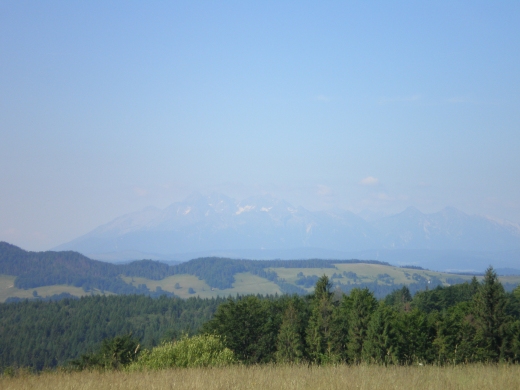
left=0, top=242, right=145, bottom=295
left=1, top=270, right=520, bottom=370
left=0, top=242, right=391, bottom=296
left=0, top=241, right=119, bottom=278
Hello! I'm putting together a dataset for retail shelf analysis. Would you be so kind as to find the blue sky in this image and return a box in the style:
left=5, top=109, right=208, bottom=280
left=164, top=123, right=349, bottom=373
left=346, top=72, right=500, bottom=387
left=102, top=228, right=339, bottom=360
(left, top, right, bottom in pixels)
left=1, top=1, right=519, bottom=250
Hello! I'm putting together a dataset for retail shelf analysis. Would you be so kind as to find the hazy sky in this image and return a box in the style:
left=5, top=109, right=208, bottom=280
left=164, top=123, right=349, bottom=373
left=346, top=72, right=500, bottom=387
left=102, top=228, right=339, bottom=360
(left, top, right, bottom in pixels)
left=1, top=1, right=520, bottom=251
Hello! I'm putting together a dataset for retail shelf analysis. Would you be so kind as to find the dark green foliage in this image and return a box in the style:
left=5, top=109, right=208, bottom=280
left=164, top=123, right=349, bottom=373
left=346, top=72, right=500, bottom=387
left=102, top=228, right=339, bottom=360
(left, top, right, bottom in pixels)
left=431, top=302, right=477, bottom=364
left=0, top=242, right=163, bottom=295
left=343, top=271, right=358, bottom=280
left=384, top=286, right=412, bottom=311
left=296, top=275, right=320, bottom=288
left=275, top=301, right=304, bottom=363
left=3, top=255, right=520, bottom=370
left=412, top=278, right=480, bottom=313
left=472, top=267, right=508, bottom=361
left=171, top=258, right=248, bottom=289
left=505, top=320, right=520, bottom=362
left=121, top=260, right=171, bottom=280
left=202, top=296, right=280, bottom=364
left=346, top=288, right=378, bottom=363
left=398, top=309, right=436, bottom=364
left=0, top=295, right=223, bottom=371
left=338, top=280, right=427, bottom=300
left=70, top=334, right=140, bottom=370
left=313, top=275, right=333, bottom=302
left=0, top=242, right=392, bottom=295
left=362, top=304, right=400, bottom=364
left=169, top=258, right=389, bottom=290
left=306, top=276, right=336, bottom=363
left=275, top=281, right=308, bottom=295
left=5, top=292, right=79, bottom=304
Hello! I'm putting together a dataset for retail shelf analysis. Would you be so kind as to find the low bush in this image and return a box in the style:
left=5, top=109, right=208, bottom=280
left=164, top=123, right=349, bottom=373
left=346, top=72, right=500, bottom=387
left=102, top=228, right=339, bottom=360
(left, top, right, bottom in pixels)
left=128, top=334, right=236, bottom=370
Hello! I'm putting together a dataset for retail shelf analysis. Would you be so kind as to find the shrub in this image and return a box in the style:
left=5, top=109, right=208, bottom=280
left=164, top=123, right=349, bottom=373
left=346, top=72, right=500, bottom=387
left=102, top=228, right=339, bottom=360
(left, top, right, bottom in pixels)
left=128, top=334, right=236, bottom=370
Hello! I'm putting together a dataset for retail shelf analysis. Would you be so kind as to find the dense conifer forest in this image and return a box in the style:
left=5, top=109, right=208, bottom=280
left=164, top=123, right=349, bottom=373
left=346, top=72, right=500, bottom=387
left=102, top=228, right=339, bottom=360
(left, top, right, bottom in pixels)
left=203, top=268, right=520, bottom=365
left=1, top=267, right=520, bottom=371
left=0, top=295, right=225, bottom=370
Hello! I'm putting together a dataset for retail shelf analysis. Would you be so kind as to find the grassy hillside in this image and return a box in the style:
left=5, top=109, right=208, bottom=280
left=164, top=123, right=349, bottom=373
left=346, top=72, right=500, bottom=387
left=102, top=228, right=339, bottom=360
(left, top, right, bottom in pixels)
left=114, top=263, right=519, bottom=300
left=0, top=274, right=104, bottom=302
left=122, top=272, right=283, bottom=299
left=1, top=241, right=519, bottom=302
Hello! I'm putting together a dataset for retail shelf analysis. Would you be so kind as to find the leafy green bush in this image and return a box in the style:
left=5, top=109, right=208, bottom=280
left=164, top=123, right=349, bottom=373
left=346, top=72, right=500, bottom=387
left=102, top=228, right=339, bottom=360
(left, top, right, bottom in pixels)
left=128, top=334, right=236, bottom=370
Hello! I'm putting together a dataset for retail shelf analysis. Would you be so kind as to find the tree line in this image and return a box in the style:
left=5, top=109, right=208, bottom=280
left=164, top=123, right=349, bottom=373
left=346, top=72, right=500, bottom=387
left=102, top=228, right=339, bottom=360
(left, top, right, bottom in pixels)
left=203, top=267, right=520, bottom=365
left=2, top=266, right=519, bottom=371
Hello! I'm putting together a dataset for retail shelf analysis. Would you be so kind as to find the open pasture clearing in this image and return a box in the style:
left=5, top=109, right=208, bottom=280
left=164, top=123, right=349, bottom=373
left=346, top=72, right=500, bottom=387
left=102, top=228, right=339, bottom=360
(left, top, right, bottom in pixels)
left=270, top=263, right=474, bottom=289
left=122, top=272, right=282, bottom=299
left=334, top=263, right=475, bottom=286
left=2, top=364, right=519, bottom=390
left=0, top=275, right=102, bottom=302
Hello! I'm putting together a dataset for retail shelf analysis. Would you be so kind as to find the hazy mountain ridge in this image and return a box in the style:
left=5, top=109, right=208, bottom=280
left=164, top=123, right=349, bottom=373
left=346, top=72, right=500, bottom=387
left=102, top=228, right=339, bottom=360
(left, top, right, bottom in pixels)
left=54, top=194, right=520, bottom=268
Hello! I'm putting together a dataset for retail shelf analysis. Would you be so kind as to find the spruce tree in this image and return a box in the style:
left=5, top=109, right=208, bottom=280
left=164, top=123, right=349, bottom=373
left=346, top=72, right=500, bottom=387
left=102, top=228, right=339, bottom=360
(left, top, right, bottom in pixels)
left=275, top=302, right=303, bottom=363
left=306, top=275, right=336, bottom=364
left=362, top=304, right=400, bottom=365
left=432, top=302, right=476, bottom=364
left=346, top=288, right=378, bottom=363
left=399, top=309, right=436, bottom=364
left=472, top=266, right=508, bottom=362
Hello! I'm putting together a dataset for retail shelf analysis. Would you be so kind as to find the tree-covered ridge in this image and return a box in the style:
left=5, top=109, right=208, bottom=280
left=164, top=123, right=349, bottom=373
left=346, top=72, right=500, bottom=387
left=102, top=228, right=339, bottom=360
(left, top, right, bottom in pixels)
left=0, top=242, right=142, bottom=294
left=0, top=242, right=391, bottom=295
left=2, top=242, right=518, bottom=301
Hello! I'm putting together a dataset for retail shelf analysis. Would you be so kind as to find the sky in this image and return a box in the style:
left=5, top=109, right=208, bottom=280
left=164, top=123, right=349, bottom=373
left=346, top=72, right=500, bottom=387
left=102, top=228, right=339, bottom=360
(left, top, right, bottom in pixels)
left=1, top=1, right=520, bottom=251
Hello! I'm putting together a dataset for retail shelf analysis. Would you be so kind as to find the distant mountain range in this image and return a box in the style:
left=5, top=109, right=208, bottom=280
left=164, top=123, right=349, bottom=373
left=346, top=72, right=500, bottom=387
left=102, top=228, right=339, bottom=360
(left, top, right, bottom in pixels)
left=54, top=193, right=520, bottom=271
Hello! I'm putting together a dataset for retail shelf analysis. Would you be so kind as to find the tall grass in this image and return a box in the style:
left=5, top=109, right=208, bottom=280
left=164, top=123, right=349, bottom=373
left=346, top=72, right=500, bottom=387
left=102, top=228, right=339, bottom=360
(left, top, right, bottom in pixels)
left=2, top=364, right=519, bottom=390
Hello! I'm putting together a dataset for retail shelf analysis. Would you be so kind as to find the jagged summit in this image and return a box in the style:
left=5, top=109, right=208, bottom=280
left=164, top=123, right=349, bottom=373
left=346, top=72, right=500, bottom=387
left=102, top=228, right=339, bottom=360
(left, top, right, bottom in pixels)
left=53, top=193, right=520, bottom=264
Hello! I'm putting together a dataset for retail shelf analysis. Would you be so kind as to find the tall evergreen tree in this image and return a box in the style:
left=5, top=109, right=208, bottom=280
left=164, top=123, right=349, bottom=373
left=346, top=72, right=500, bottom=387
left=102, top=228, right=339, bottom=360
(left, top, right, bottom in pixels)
left=328, top=293, right=351, bottom=361
left=399, top=309, right=436, bottom=364
left=362, top=304, right=400, bottom=365
left=346, top=288, right=378, bottom=363
left=384, top=286, right=412, bottom=311
left=275, top=301, right=304, bottom=363
left=472, top=266, right=508, bottom=362
left=314, top=274, right=333, bottom=301
left=306, top=275, right=338, bottom=363
left=202, top=296, right=274, bottom=364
